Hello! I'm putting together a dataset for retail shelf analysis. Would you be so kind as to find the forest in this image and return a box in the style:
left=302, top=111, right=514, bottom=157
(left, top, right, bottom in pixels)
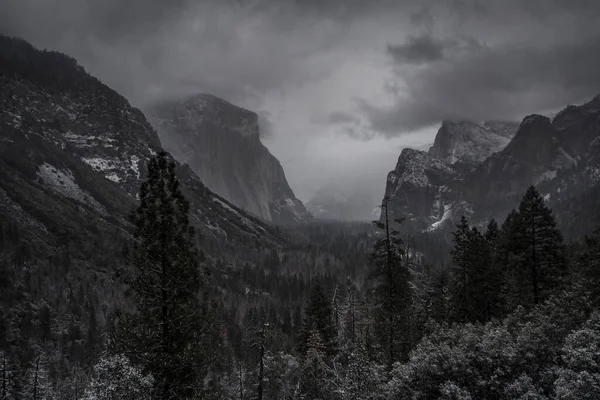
left=1, top=152, right=599, bottom=399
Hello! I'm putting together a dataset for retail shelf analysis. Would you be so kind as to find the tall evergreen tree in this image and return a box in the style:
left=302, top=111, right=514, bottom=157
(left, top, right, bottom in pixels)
left=469, top=226, right=492, bottom=322
left=515, top=186, right=567, bottom=306
left=339, top=279, right=366, bottom=346
left=113, top=151, right=211, bottom=399
left=578, top=227, right=600, bottom=306
left=430, top=266, right=451, bottom=323
left=497, top=209, right=526, bottom=313
left=297, top=283, right=337, bottom=358
left=483, top=219, right=503, bottom=320
left=298, top=328, right=331, bottom=399
left=449, top=216, right=475, bottom=323
left=368, top=201, right=411, bottom=370
left=448, top=217, right=494, bottom=323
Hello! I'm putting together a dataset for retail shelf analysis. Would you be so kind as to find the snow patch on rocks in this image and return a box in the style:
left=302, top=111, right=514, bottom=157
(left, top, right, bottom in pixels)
left=427, top=204, right=453, bottom=232
left=37, top=163, right=106, bottom=214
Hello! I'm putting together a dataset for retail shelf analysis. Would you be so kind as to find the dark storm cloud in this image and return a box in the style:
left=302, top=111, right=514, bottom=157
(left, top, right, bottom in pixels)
left=4, top=0, right=600, bottom=148
left=386, top=35, right=446, bottom=64
left=326, top=112, right=358, bottom=124
left=0, top=0, right=188, bottom=43
left=363, top=36, right=600, bottom=134
left=0, top=0, right=364, bottom=108
left=359, top=0, right=600, bottom=135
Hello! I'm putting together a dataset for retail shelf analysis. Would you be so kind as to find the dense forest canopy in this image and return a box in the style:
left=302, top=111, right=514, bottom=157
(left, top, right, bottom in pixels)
left=1, top=151, right=599, bottom=399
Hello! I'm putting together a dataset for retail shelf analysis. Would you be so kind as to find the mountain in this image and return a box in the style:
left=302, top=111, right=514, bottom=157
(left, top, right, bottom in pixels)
left=381, top=148, right=465, bottom=231
left=464, top=114, right=578, bottom=219
left=306, top=184, right=380, bottom=221
left=146, top=95, right=312, bottom=225
left=0, top=35, right=285, bottom=256
left=428, top=120, right=518, bottom=166
left=381, top=100, right=600, bottom=236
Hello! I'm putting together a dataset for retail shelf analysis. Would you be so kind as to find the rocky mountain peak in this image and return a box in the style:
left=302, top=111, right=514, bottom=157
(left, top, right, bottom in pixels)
left=428, top=120, right=518, bottom=165
left=392, top=148, right=456, bottom=188
left=154, top=94, right=260, bottom=140
left=517, top=114, right=552, bottom=134
left=147, top=95, right=311, bottom=224
left=551, top=95, right=600, bottom=153
left=381, top=148, right=461, bottom=230
left=379, top=94, right=600, bottom=235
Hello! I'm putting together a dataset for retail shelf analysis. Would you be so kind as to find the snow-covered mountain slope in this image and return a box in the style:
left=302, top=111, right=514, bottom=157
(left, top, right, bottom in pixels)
left=0, top=35, right=284, bottom=250
left=380, top=98, right=600, bottom=237
left=428, top=120, right=519, bottom=166
left=146, top=94, right=312, bottom=225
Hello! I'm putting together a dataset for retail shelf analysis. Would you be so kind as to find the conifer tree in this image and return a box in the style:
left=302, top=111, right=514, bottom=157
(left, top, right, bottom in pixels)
left=430, top=266, right=451, bottom=323
left=448, top=217, right=494, bottom=323
left=469, top=226, right=491, bottom=322
left=368, top=201, right=411, bottom=370
left=517, top=186, right=566, bottom=304
left=449, top=216, right=474, bottom=323
left=483, top=219, right=503, bottom=320
left=297, top=283, right=337, bottom=358
left=113, top=151, right=211, bottom=399
left=340, top=279, right=366, bottom=346
left=502, top=186, right=567, bottom=308
left=497, top=209, right=526, bottom=313
left=299, top=328, right=331, bottom=399
left=578, top=228, right=600, bottom=306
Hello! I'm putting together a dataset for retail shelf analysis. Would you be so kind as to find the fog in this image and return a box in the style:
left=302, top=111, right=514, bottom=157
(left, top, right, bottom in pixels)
left=2, top=0, right=600, bottom=202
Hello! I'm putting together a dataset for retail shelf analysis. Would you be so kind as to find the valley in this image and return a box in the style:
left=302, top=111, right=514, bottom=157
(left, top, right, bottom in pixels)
left=0, top=34, right=599, bottom=400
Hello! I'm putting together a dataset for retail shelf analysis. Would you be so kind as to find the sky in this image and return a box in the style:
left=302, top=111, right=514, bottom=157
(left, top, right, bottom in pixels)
left=2, top=0, right=600, bottom=204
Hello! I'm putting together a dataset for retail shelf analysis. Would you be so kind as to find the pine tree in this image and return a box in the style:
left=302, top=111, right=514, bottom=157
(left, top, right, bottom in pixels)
left=514, top=186, right=567, bottom=306
left=297, top=283, right=337, bottom=358
left=368, top=200, right=411, bottom=370
left=449, top=216, right=474, bottom=323
left=483, top=219, right=503, bottom=320
left=430, top=266, right=451, bottom=323
left=113, top=151, right=211, bottom=399
left=298, top=328, right=331, bottom=399
left=578, top=228, right=600, bottom=306
left=469, top=226, right=491, bottom=322
left=339, top=279, right=366, bottom=346
left=448, top=217, right=494, bottom=323
left=497, top=209, right=526, bottom=313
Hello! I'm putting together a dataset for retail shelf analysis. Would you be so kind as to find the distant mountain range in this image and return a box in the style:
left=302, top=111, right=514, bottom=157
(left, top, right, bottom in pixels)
left=1, top=33, right=598, bottom=248
left=380, top=97, right=600, bottom=237
left=146, top=94, right=312, bottom=225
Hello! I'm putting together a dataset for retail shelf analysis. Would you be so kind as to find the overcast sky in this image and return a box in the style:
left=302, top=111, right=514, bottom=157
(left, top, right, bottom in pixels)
left=2, top=0, right=600, bottom=202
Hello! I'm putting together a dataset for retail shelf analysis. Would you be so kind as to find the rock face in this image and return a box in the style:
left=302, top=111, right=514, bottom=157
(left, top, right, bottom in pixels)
left=146, top=95, right=312, bottom=225
left=0, top=35, right=284, bottom=252
left=428, top=120, right=518, bottom=166
left=381, top=102, right=600, bottom=237
left=381, top=148, right=464, bottom=231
